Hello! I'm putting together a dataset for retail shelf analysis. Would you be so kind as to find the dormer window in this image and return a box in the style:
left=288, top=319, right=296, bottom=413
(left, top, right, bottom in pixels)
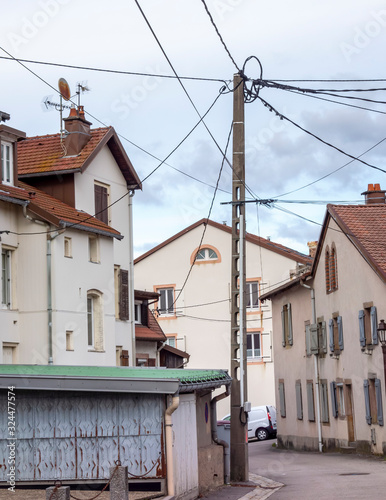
left=1, top=142, right=13, bottom=185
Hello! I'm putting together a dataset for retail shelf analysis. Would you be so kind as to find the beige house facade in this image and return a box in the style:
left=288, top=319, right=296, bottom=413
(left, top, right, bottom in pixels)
left=262, top=184, right=386, bottom=455
left=134, top=219, right=312, bottom=418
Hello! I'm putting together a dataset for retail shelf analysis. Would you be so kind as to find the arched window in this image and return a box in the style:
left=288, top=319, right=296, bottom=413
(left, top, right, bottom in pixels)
left=87, top=290, right=104, bottom=351
left=325, top=247, right=330, bottom=293
left=190, top=245, right=221, bottom=265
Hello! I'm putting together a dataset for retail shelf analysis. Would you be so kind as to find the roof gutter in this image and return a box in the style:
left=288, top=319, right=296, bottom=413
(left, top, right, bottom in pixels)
left=59, top=221, right=123, bottom=240
left=0, top=195, right=29, bottom=206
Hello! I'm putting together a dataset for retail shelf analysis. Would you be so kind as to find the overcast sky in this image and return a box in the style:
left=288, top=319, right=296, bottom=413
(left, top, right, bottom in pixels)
left=1, top=0, right=386, bottom=257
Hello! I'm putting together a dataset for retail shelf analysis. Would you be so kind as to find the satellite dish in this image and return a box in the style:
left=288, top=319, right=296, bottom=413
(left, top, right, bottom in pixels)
left=58, top=78, right=71, bottom=101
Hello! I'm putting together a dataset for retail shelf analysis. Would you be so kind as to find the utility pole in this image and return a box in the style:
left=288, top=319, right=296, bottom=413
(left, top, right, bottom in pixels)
left=230, top=72, right=248, bottom=482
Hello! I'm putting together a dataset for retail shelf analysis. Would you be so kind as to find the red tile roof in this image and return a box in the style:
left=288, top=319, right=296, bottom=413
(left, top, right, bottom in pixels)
left=135, top=308, right=166, bottom=341
left=17, top=127, right=142, bottom=189
left=327, top=203, right=386, bottom=282
left=134, top=218, right=312, bottom=265
left=0, top=181, right=122, bottom=239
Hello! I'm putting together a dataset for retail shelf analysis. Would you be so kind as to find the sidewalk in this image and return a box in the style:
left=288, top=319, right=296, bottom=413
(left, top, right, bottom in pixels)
left=200, top=473, right=283, bottom=500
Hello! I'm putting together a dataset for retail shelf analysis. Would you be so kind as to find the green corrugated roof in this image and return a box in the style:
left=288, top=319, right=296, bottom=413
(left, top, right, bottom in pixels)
left=0, top=364, right=231, bottom=385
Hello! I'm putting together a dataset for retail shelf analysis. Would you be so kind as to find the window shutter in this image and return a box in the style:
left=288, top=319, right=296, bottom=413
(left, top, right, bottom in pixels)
left=295, top=381, right=303, bottom=420
left=310, top=324, right=318, bottom=354
left=358, top=310, right=366, bottom=347
left=330, top=381, right=338, bottom=418
left=279, top=382, right=286, bottom=417
left=167, top=288, right=174, bottom=314
left=305, top=324, right=311, bottom=356
left=320, top=321, right=327, bottom=354
left=148, top=358, right=156, bottom=367
left=120, top=349, right=129, bottom=367
left=119, top=269, right=129, bottom=320
left=141, top=301, right=148, bottom=327
left=375, top=378, right=383, bottom=426
left=287, top=303, right=293, bottom=346
left=281, top=306, right=286, bottom=347
left=363, top=380, right=371, bottom=425
left=371, top=306, right=378, bottom=345
left=337, top=316, right=344, bottom=351
left=94, top=184, right=108, bottom=224
left=329, top=319, right=334, bottom=353
left=307, top=382, right=315, bottom=422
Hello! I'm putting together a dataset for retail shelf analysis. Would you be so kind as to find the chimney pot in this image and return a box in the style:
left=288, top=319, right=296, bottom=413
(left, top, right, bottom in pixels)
left=361, top=184, right=386, bottom=204
left=63, top=106, right=92, bottom=156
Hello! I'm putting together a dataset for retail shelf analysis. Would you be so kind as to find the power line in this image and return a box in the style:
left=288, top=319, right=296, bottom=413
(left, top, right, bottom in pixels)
left=0, top=55, right=227, bottom=84
left=257, top=96, right=386, bottom=174
left=200, top=0, right=240, bottom=72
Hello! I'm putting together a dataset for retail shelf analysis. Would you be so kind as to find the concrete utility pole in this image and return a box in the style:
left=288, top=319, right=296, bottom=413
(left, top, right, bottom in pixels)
left=230, top=72, right=248, bottom=482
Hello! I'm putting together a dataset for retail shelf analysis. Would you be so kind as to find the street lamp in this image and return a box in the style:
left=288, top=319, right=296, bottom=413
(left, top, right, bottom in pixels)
left=377, top=319, right=386, bottom=346
left=377, top=320, right=386, bottom=387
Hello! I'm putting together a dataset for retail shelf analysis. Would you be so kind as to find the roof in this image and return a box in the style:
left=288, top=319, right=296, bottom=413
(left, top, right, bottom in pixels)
left=312, top=203, right=386, bottom=283
left=0, top=181, right=122, bottom=239
left=260, top=272, right=312, bottom=301
left=161, top=343, right=190, bottom=360
left=0, top=365, right=231, bottom=394
left=134, top=218, right=312, bottom=266
left=17, top=127, right=142, bottom=189
left=135, top=307, right=167, bottom=341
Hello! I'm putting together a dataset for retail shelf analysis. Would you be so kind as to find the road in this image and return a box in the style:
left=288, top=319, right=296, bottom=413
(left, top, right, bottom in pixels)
left=248, top=438, right=386, bottom=499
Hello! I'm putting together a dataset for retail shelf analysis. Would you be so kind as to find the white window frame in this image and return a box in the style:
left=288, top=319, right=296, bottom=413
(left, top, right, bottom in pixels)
left=247, top=331, right=261, bottom=359
left=196, top=248, right=218, bottom=260
left=1, top=141, right=13, bottom=185
left=158, top=287, right=175, bottom=316
left=64, top=237, right=72, bottom=258
left=87, top=291, right=104, bottom=351
left=89, top=235, right=100, bottom=263
left=1, top=248, right=12, bottom=309
left=246, top=281, right=259, bottom=310
left=134, top=301, right=142, bottom=324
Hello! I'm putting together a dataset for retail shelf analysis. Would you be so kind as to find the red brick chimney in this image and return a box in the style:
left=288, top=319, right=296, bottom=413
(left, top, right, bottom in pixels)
left=361, top=183, right=386, bottom=205
left=63, top=105, right=92, bottom=156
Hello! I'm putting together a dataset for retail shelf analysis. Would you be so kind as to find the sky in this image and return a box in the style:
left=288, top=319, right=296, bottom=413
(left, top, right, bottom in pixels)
left=1, top=0, right=386, bottom=257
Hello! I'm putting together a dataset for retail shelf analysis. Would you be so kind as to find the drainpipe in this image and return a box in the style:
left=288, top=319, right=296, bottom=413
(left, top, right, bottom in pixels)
left=128, top=190, right=136, bottom=366
left=210, top=386, right=231, bottom=484
left=23, top=207, right=58, bottom=364
left=165, top=393, right=180, bottom=497
left=300, top=281, right=323, bottom=452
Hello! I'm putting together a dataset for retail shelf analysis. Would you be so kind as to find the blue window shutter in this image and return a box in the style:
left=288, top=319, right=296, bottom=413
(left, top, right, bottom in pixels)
left=375, top=379, right=383, bottom=426
left=281, top=306, right=286, bottom=347
left=371, top=306, right=378, bottom=345
left=279, top=382, right=286, bottom=417
left=338, top=316, right=344, bottom=351
left=358, top=310, right=366, bottom=347
left=329, top=319, right=334, bottom=353
left=288, top=303, right=293, bottom=346
left=330, top=381, right=338, bottom=418
left=363, top=380, right=371, bottom=425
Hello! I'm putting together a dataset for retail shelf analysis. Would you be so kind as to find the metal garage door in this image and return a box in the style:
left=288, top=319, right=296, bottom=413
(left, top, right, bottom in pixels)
left=0, top=390, right=165, bottom=482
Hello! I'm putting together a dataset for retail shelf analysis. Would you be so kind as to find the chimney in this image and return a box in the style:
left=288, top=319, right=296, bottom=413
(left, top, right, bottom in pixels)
left=307, top=241, right=318, bottom=258
left=361, top=183, right=386, bottom=205
left=63, top=105, right=92, bottom=156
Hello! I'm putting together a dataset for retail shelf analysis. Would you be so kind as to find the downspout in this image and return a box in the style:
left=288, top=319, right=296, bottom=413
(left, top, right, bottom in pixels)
left=23, top=206, right=59, bottom=364
left=128, top=190, right=136, bottom=366
left=165, top=393, right=180, bottom=497
left=210, top=386, right=231, bottom=484
left=300, top=281, right=323, bottom=452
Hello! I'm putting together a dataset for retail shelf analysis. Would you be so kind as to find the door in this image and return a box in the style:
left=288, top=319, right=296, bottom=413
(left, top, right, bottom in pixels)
left=345, top=383, right=355, bottom=443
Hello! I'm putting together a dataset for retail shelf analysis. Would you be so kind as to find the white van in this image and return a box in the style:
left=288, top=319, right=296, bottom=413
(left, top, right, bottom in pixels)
left=221, top=405, right=277, bottom=441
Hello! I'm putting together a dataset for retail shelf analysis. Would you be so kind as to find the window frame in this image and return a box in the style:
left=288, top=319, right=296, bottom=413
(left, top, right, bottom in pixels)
left=295, top=380, right=303, bottom=420
left=87, top=290, right=104, bottom=351
left=190, top=245, right=221, bottom=265
left=88, top=234, right=100, bottom=263
left=329, top=315, right=344, bottom=354
left=64, top=237, right=72, bottom=258
left=1, top=248, right=12, bottom=309
left=246, top=330, right=261, bottom=360
left=281, top=303, right=293, bottom=347
left=320, top=380, right=330, bottom=423
left=246, top=280, right=260, bottom=311
left=155, top=285, right=176, bottom=318
left=94, top=181, right=110, bottom=225
left=1, top=141, right=13, bottom=185
left=306, top=380, right=315, bottom=422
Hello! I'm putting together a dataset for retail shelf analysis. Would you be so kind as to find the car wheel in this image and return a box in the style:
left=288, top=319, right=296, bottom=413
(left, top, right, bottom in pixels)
left=256, top=428, right=269, bottom=441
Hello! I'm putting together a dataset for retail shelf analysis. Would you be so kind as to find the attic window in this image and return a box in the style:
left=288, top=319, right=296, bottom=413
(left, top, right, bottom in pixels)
left=191, top=245, right=221, bottom=265
left=1, top=142, right=13, bottom=185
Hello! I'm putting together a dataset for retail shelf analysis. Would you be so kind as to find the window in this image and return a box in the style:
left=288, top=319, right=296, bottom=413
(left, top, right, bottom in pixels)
left=94, top=182, right=110, bottom=225
left=281, top=303, right=293, bottom=347
left=89, top=235, right=99, bottom=263
left=330, top=381, right=338, bottom=418
left=278, top=381, right=286, bottom=418
left=157, top=287, right=175, bottom=316
left=191, top=245, right=221, bottom=265
left=118, top=269, right=129, bottom=320
left=364, top=378, right=384, bottom=426
left=1, top=141, right=13, bottom=185
left=66, top=331, right=74, bottom=351
left=306, top=381, right=315, bottom=422
left=166, top=335, right=177, bottom=348
left=1, top=249, right=11, bottom=308
left=320, top=380, right=329, bottom=423
left=246, top=281, right=259, bottom=310
left=87, top=291, right=104, bottom=351
left=329, top=315, right=344, bottom=354
left=295, top=380, right=303, bottom=420
left=359, top=305, right=378, bottom=348
left=337, top=384, right=345, bottom=417
left=135, top=301, right=142, bottom=324
left=325, top=244, right=338, bottom=293
left=64, top=237, right=72, bottom=258
left=134, top=300, right=148, bottom=326
left=247, top=331, right=261, bottom=359
left=2, top=343, right=17, bottom=364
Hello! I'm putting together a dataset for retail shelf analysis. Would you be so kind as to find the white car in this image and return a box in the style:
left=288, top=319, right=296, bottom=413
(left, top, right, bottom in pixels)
left=221, top=405, right=277, bottom=441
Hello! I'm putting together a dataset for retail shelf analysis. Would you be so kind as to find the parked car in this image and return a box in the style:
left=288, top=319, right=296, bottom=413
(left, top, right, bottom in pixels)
left=220, top=405, right=277, bottom=441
